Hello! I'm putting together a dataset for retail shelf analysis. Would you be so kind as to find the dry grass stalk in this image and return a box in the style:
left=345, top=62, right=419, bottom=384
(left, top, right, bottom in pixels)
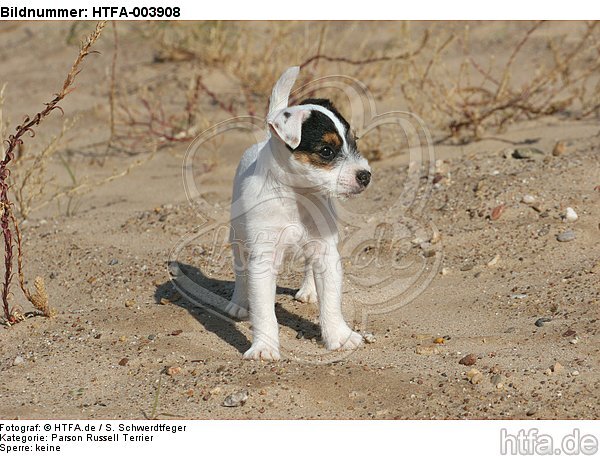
left=298, top=30, right=429, bottom=69
left=106, top=21, right=118, bottom=154
left=0, top=21, right=106, bottom=323
left=30, top=141, right=158, bottom=214
left=9, top=209, right=54, bottom=317
left=11, top=117, right=77, bottom=219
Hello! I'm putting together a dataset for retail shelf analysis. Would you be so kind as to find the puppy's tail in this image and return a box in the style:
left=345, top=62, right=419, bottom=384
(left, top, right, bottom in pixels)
left=267, top=66, right=300, bottom=120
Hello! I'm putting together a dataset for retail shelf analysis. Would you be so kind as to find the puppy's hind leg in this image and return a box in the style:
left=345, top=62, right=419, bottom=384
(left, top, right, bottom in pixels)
left=225, top=241, right=250, bottom=320
left=294, top=259, right=318, bottom=304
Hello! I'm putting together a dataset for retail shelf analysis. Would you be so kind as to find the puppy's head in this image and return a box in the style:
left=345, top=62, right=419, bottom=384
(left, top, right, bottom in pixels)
left=268, top=98, right=371, bottom=198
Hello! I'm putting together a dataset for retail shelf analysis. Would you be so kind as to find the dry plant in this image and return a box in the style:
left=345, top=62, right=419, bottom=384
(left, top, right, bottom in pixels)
left=105, top=21, right=118, bottom=154
left=27, top=142, right=157, bottom=216
left=0, top=84, right=7, bottom=158
left=115, top=21, right=600, bottom=154
left=0, top=21, right=106, bottom=324
left=7, top=21, right=148, bottom=221
left=8, top=117, right=77, bottom=220
left=113, top=22, right=428, bottom=155
left=401, top=21, right=600, bottom=142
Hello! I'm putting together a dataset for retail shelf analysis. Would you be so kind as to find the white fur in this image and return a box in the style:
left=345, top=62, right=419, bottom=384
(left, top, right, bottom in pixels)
left=228, top=67, right=370, bottom=360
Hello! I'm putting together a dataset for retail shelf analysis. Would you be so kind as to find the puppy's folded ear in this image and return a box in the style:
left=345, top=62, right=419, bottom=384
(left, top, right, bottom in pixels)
left=268, top=107, right=310, bottom=150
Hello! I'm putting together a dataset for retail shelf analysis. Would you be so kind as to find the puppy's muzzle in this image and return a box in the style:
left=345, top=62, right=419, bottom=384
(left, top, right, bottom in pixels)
left=355, top=170, right=371, bottom=188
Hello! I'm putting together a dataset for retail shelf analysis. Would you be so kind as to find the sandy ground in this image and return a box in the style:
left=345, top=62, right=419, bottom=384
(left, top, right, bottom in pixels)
left=0, top=22, right=598, bottom=420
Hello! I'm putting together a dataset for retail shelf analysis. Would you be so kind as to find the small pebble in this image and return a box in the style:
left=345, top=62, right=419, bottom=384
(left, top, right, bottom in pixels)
left=108, top=258, right=119, bottom=266
left=538, top=227, right=550, bottom=237
left=510, top=293, right=528, bottom=299
left=551, top=362, right=564, bottom=374
left=563, top=207, right=578, bottom=222
left=148, top=334, right=157, bottom=340
left=535, top=317, right=552, bottom=327
left=510, top=147, right=545, bottom=160
left=571, top=370, right=580, bottom=376
left=487, top=254, right=500, bottom=267
left=569, top=337, right=579, bottom=345
left=13, top=356, right=24, bottom=366
left=223, top=390, right=248, bottom=407
left=166, top=366, right=181, bottom=376
left=522, top=194, right=536, bottom=204
left=490, top=204, right=506, bottom=221
left=556, top=230, right=576, bottom=242
left=490, top=374, right=503, bottom=388
left=296, top=331, right=304, bottom=340
left=466, top=368, right=483, bottom=385
left=118, top=358, right=129, bottom=366
left=419, top=242, right=436, bottom=258
left=552, top=141, right=566, bottom=156
left=415, top=345, right=439, bottom=355
left=433, top=337, right=445, bottom=344
left=459, top=354, right=477, bottom=366
left=490, top=365, right=501, bottom=374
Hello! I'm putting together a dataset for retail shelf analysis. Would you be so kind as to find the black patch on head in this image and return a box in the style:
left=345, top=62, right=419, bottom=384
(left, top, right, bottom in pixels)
left=283, top=111, right=291, bottom=119
left=291, top=106, right=342, bottom=165
left=299, top=98, right=349, bottom=130
left=297, top=98, right=358, bottom=157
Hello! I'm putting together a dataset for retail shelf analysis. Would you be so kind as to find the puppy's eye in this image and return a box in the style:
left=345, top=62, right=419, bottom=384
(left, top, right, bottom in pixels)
left=319, top=146, right=335, bottom=159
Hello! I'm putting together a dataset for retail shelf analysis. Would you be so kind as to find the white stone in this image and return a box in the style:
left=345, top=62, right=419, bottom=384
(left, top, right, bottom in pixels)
left=522, top=195, right=536, bottom=204
left=564, top=207, right=578, bottom=222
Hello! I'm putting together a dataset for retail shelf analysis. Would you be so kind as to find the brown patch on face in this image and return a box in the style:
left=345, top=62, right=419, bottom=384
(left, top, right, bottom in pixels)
left=322, top=132, right=342, bottom=148
left=293, top=150, right=335, bottom=170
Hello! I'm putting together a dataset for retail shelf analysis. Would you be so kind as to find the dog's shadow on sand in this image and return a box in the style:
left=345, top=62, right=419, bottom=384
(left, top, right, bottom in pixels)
left=154, top=262, right=321, bottom=354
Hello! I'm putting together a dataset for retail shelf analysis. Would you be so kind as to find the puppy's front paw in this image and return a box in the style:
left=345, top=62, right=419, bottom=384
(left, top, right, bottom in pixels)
left=224, top=301, right=249, bottom=320
left=294, top=286, right=318, bottom=304
left=323, top=325, right=363, bottom=351
left=243, top=341, right=281, bottom=361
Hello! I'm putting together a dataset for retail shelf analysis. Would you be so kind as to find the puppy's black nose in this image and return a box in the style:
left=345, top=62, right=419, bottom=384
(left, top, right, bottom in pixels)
left=356, top=170, right=371, bottom=187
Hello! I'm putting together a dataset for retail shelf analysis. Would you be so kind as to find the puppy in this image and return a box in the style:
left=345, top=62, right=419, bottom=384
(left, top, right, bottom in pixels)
left=227, top=66, right=371, bottom=360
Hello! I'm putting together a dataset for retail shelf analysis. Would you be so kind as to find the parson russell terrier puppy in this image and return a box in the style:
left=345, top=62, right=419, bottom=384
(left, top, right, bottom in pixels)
left=226, top=67, right=371, bottom=360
